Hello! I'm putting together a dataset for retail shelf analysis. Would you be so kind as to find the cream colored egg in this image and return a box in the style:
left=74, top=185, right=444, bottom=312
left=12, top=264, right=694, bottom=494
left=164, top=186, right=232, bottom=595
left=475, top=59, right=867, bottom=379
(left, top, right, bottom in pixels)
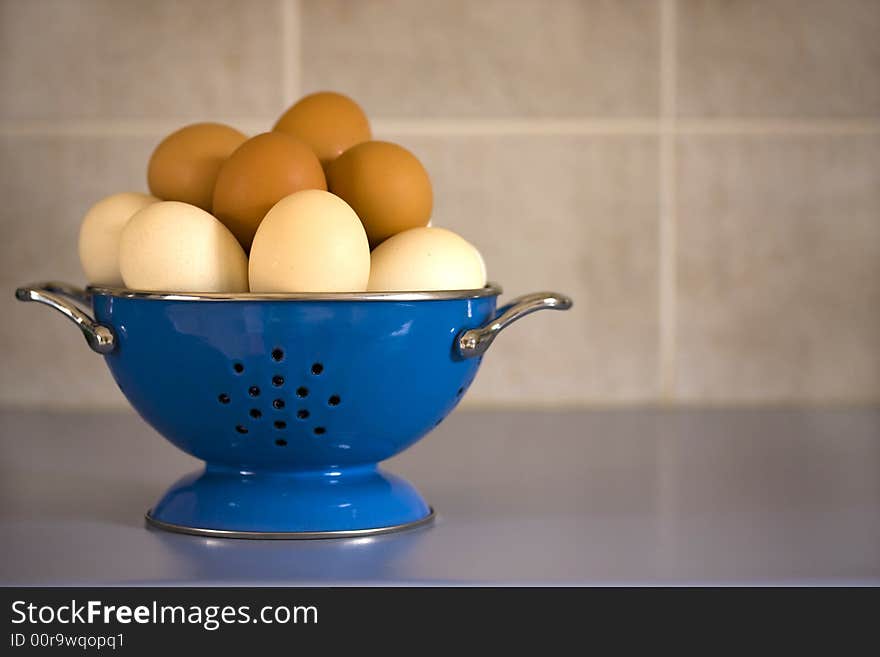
left=368, top=227, right=487, bottom=292
left=249, top=190, right=370, bottom=293
left=119, top=201, right=248, bottom=292
left=78, top=192, right=159, bottom=286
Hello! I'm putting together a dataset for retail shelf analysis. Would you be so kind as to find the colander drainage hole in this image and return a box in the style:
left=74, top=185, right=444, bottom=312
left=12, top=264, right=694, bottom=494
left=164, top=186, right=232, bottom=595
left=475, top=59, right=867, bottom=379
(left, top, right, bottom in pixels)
left=249, top=409, right=262, bottom=419
left=297, top=409, right=309, bottom=419
left=275, top=439, right=288, bottom=447
left=328, top=395, right=341, bottom=406
left=457, top=387, right=464, bottom=396
left=311, top=363, right=323, bottom=375
left=233, top=362, right=244, bottom=374
left=296, top=387, right=309, bottom=398
left=235, top=425, right=248, bottom=434
left=271, top=348, right=284, bottom=362
left=272, top=375, right=284, bottom=387
left=274, top=420, right=287, bottom=430
left=273, top=398, right=285, bottom=410
left=218, top=393, right=230, bottom=404
left=314, top=427, right=326, bottom=436
left=249, top=386, right=260, bottom=397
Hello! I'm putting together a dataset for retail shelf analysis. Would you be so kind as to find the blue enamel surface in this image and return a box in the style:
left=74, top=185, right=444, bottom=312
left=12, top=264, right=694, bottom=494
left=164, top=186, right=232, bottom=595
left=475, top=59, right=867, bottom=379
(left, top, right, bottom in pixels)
left=152, top=466, right=431, bottom=533
left=91, top=293, right=495, bottom=533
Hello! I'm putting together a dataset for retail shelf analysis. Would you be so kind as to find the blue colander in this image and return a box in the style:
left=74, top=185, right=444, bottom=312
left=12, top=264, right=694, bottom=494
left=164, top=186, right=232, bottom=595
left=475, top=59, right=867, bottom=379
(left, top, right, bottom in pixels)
left=16, top=281, right=571, bottom=538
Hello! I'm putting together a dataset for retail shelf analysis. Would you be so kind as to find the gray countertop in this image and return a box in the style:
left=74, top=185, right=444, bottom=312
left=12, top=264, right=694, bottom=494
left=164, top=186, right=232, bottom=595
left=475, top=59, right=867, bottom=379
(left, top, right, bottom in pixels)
left=1, top=407, right=878, bottom=586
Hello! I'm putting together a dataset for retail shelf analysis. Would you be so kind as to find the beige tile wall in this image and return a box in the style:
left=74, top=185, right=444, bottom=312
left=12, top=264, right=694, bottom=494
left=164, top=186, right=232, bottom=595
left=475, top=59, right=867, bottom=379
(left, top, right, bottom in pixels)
left=1, top=0, right=878, bottom=409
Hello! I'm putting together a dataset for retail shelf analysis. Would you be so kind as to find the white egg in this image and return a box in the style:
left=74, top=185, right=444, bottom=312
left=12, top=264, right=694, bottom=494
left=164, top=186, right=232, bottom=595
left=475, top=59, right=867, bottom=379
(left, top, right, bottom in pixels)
left=368, top=226, right=487, bottom=292
left=118, top=201, right=248, bottom=293
left=249, top=190, right=370, bottom=293
left=78, top=192, right=158, bottom=286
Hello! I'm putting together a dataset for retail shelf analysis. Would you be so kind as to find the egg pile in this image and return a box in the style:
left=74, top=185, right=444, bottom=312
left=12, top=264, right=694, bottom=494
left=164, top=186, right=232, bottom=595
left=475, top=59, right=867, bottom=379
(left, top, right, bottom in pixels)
left=77, top=92, right=486, bottom=294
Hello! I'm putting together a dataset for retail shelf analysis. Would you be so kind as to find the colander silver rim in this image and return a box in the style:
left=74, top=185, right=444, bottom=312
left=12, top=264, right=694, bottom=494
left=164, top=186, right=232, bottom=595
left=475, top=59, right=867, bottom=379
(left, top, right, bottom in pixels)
left=144, top=508, right=436, bottom=539
left=87, top=283, right=502, bottom=302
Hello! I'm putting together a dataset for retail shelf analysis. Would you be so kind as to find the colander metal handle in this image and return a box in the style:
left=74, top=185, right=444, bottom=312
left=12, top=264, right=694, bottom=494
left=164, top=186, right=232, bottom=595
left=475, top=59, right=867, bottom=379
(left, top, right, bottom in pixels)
left=35, top=281, right=93, bottom=305
left=15, top=282, right=115, bottom=354
left=456, top=291, right=572, bottom=359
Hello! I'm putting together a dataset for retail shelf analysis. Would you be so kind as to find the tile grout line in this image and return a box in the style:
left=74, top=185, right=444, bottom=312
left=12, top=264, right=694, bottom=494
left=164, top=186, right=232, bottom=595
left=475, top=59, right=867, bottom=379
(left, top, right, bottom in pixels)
left=5, top=398, right=879, bottom=413
left=280, top=0, right=301, bottom=107
left=675, top=119, right=880, bottom=134
left=656, top=1, right=679, bottom=548
left=376, top=118, right=662, bottom=135
left=3, top=118, right=879, bottom=138
left=0, top=119, right=275, bottom=137
left=292, top=0, right=303, bottom=102
left=658, top=0, right=677, bottom=401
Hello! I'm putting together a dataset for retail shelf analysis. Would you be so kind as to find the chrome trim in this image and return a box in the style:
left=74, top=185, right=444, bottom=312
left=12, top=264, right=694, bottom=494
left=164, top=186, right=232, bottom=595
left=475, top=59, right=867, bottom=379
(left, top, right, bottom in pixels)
left=40, top=281, right=92, bottom=305
left=144, top=508, right=435, bottom=540
left=456, top=291, right=573, bottom=359
left=15, top=283, right=116, bottom=354
left=87, top=283, right=502, bottom=302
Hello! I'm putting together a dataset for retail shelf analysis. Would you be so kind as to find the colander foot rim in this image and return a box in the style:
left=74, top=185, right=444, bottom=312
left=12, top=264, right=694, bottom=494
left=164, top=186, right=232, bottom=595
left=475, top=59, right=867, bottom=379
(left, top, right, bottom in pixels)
left=144, top=507, right=435, bottom=540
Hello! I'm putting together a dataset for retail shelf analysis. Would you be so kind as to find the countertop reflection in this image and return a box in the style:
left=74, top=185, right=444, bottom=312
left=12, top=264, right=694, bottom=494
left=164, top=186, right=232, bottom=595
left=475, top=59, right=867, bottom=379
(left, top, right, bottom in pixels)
left=1, top=408, right=879, bottom=585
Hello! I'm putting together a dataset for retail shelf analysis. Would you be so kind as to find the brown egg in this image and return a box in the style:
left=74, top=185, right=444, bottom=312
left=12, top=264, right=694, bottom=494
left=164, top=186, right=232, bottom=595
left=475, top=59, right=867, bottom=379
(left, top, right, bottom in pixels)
left=147, top=123, right=247, bottom=211
left=273, top=91, right=371, bottom=169
left=327, top=141, right=433, bottom=247
left=212, top=132, right=327, bottom=251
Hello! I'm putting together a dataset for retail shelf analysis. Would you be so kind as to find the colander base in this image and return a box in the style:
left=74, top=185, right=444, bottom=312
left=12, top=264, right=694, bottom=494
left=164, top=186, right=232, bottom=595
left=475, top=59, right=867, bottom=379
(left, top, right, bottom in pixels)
left=145, top=464, right=433, bottom=538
